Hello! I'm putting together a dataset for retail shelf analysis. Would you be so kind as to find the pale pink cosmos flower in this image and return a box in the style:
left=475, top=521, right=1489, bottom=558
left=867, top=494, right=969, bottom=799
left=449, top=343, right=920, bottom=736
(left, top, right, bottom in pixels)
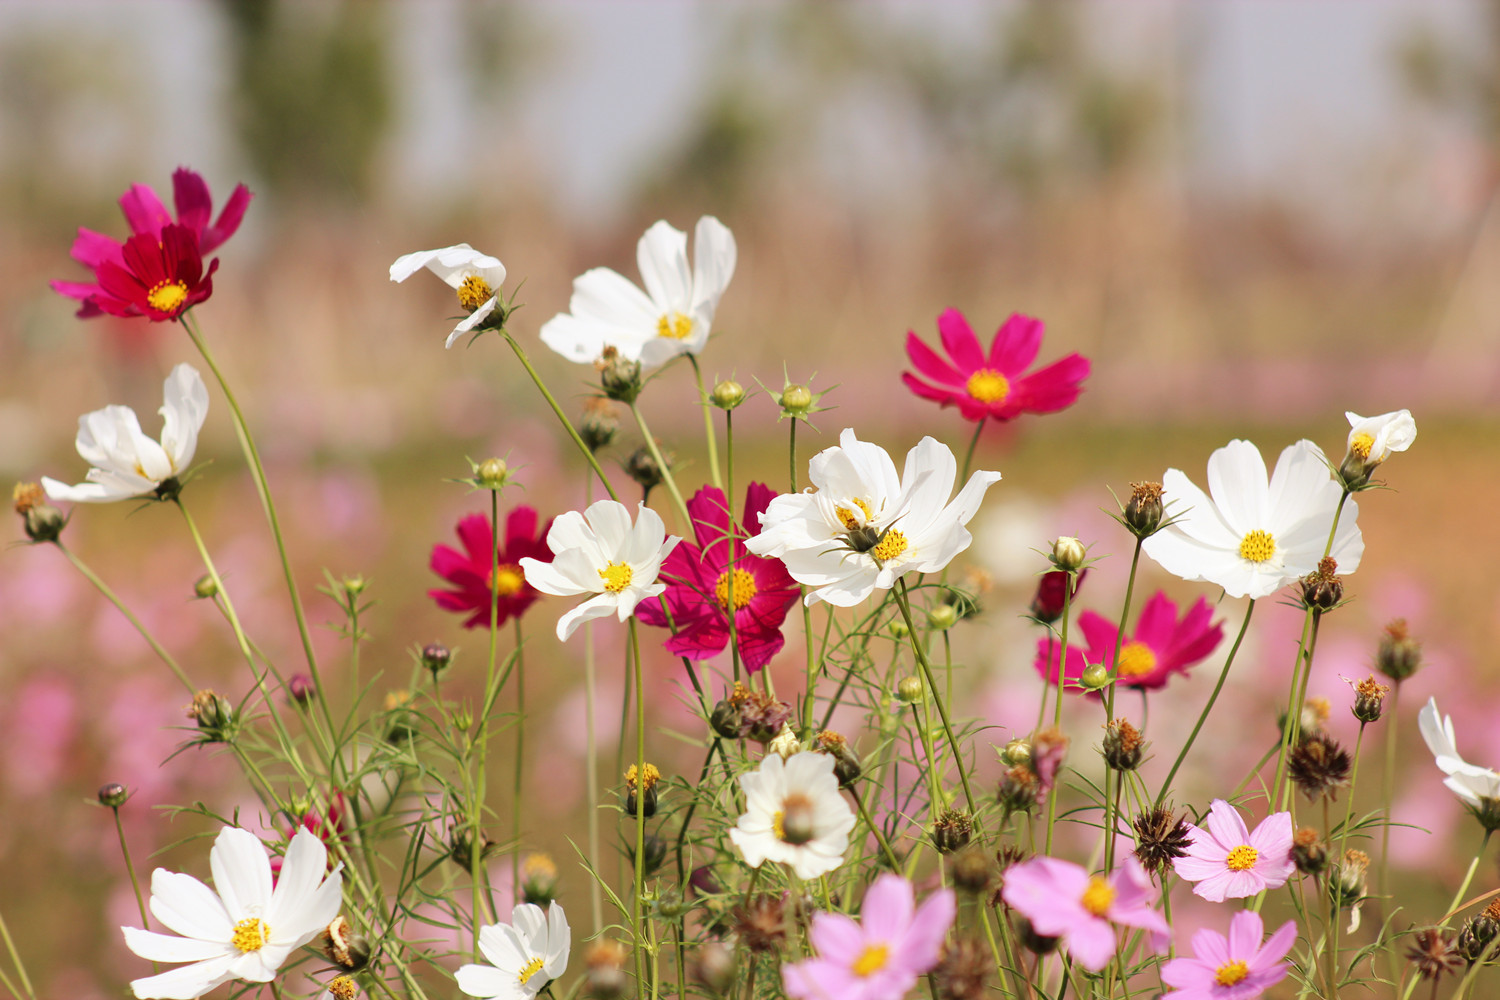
left=1161, top=909, right=1297, bottom=999
left=782, top=874, right=954, bottom=1000
left=1002, top=856, right=1169, bottom=972
left=1173, top=799, right=1294, bottom=902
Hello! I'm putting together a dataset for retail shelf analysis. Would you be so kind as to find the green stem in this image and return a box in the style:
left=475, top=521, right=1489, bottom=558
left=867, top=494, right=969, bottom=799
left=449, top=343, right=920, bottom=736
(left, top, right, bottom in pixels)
left=958, top=416, right=986, bottom=486
left=1443, top=831, right=1494, bottom=927
left=500, top=330, right=619, bottom=501
left=1103, top=539, right=1144, bottom=872
left=0, top=905, right=33, bottom=1000
left=475, top=487, right=499, bottom=958
left=628, top=402, right=691, bottom=528
left=851, top=789, right=902, bottom=870
left=114, top=806, right=151, bottom=931
left=893, top=580, right=978, bottom=819
left=53, top=541, right=193, bottom=693
left=689, top=355, right=723, bottom=491
left=1157, top=599, right=1256, bottom=805
left=629, top=620, right=650, bottom=999
left=1044, top=574, right=1076, bottom=854
left=181, top=312, right=330, bottom=730
left=1278, top=613, right=1323, bottom=813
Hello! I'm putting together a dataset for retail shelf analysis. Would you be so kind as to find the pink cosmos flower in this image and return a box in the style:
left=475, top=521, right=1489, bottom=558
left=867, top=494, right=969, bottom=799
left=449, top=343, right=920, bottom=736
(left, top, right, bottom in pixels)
left=1161, top=909, right=1297, bottom=999
left=1035, top=591, right=1225, bottom=695
left=429, top=507, right=553, bottom=630
left=1173, top=799, right=1295, bottom=902
left=781, top=874, right=954, bottom=1000
left=1002, top=856, right=1168, bottom=972
left=53, top=167, right=250, bottom=318
left=903, top=309, right=1090, bottom=423
left=635, top=484, right=800, bottom=672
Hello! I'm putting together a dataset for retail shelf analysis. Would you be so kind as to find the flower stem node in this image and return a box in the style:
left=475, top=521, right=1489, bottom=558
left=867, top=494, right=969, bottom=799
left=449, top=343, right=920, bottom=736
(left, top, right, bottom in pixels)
left=1123, top=481, right=1165, bottom=537
left=1102, top=719, right=1145, bottom=771
left=1050, top=536, right=1087, bottom=572
left=932, top=809, right=974, bottom=854
left=710, top=379, right=746, bottom=410
left=97, top=782, right=129, bottom=808
left=624, top=763, right=661, bottom=818
left=596, top=347, right=643, bottom=404
left=896, top=676, right=925, bottom=704
left=1376, top=619, right=1423, bottom=681
left=520, top=853, right=559, bottom=905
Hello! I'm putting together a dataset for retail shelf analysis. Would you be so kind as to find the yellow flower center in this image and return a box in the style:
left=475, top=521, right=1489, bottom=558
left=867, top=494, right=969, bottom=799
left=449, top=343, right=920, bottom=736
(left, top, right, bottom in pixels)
left=835, top=497, right=873, bottom=530
left=852, top=943, right=890, bottom=977
left=147, top=280, right=189, bottom=314
left=1215, top=960, right=1250, bottom=986
left=598, top=561, right=633, bottom=593
left=657, top=311, right=694, bottom=340
left=1238, top=529, right=1276, bottom=564
left=1116, top=641, right=1157, bottom=678
left=489, top=563, right=525, bottom=597
left=871, top=529, right=908, bottom=562
left=1226, top=844, right=1259, bottom=871
left=517, top=956, right=546, bottom=985
left=1350, top=431, right=1375, bottom=461
left=1080, top=877, right=1115, bottom=917
left=772, top=809, right=785, bottom=841
left=965, top=368, right=1011, bottom=404
left=457, top=274, right=493, bottom=312
left=329, top=977, right=357, bottom=1000
left=715, top=567, right=758, bottom=611
left=231, top=917, right=271, bottom=953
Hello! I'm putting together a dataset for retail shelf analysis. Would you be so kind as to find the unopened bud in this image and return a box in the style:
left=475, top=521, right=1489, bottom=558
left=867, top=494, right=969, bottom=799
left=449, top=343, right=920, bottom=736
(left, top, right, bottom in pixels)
left=287, top=674, right=314, bottom=706
left=421, top=642, right=452, bottom=676
left=448, top=829, right=500, bottom=870
left=1292, top=827, right=1327, bottom=876
left=585, top=939, right=630, bottom=1000
left=186, top=689, right=236, bottom=740
left=625, top=445, right=666, bottom=496
left=928, top=603, right=959, bottom=631
left=1051, top=536, right=1086, bottom=572
left=654, top=888, right=689, bottom=919
left=1101, top=719, right=1145, bottom=772
left=888, top=620, right=910, bottom=639
left=580, top=399, right=619, bottom=453
left=948, top=845, right=992, bottom=894
left=624, top=763, right=661, bottom=817
left=1001, top=739, right=1032, bottom=768
left=1123, top=481, right=1164, bottom=537
left=896, top=676, right=924, bottom=703
left=1458, top=910, right=1500, bottom=965
left=475, top=458, right=508, bottom=490
left=521, top=853, right=558, bottom=905
left=340, top=574, right=367, bottom=597
left=193, top=574, right=218, bottom=599
left=597, top=347, right=642, bottom=404
left=1079, top=662, right=1110, bottom=691
left=709, top=696, right=743, bottom=739
left=779, top=384, right=814, bottom=416
left=688, top=865, right=722, bottom=897
left=1376, top=619, right=1422, bottom=682
left=97, top=782, right=129, bottom=808
left=1029, top=568, right=1082, bottom=625
left=710, top=379, right=745, bottom=410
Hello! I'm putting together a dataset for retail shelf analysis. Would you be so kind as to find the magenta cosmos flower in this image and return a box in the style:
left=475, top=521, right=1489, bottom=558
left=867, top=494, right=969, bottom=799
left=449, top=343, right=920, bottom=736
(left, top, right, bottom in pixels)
left=782, top=874, right=954, bottom=1000
left=1035, top=591, right=1224, bottom=695
left=429, top=507, right=553, bottom=630
left=1002, top=856, right=1168, bottom=972
left=635, top=484, right=799, bottom=673
left=1161, top=910, right=1297, bottom=1000
left=903, top=309, right=1090, bottom=423
left=1173, top=800, right=1294, bottom=903
left=53, top=168, right=250, bottom=319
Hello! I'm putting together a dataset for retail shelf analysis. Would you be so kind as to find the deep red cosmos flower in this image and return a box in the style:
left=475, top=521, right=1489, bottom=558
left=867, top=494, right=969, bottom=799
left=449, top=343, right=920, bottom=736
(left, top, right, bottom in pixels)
left=903, top=309, right=1090, bottom=423
left=1034, top=591, right=1225, bottom=694
left=429, top=506, right=553, bottom=630
left=86, top=225, right=219, bottom=321
left=52, top=167, right=250, bottom=319
left=636, top=483, right=801, bottom=672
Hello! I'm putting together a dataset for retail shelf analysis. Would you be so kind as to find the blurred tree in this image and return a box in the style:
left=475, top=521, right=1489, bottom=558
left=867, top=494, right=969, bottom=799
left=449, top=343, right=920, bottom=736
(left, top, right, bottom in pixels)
left=1398, top=0, right=1500, bottom=163
left=218, top=0, right=393, bottom=204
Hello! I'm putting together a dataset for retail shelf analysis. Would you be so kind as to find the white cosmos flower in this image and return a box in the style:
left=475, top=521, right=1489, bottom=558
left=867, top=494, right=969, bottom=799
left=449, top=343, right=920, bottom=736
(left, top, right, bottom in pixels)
left=1418, top=697, right=1500, bottom=809
left=744, top=428, right=1002, bottom=607
left=121, top=826, right=343, bottom=1000
left=519, top=499, right=681, bottom=641
left=390, top=244, right=508, bottom=348
left=43, top=363, right=208, bottom=504
left=456, top=903, right=570, bottom=1000
left=729, top=751, right=855, bottom=880
left=1141, top=439, right=1362, bottom=601
left=1344, top=409, right=1416, bottom=469
left=539, top=216, right=736, bottom=368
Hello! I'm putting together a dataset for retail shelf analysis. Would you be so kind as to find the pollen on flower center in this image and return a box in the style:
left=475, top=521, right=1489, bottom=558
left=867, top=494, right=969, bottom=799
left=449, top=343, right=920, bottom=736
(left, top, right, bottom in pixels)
left=965, top=368, right=1010, bottom=404
left=657, top=311, right=694, bottom=340
left=1350, top=431, right=1375, bottom=461
left=715, top=567, right=758, bottom=611
left=147, top=280, right=189, bottom=315
left=1238, top=529, right=1277, bottom=564
left=457, top=274, right=492, bottom=313
left=1225, top=844, right=1259, bottom=871
left=598, top=561, right=633, bottom=593
left=489, top=563, right=526, bottom=597
left=1116, top=641, right=1157, bottom=678
left=1215, top=960, right=1250, bottom=986
left=834, top=497, right=873, bottom=530
left=1080, top=877, right=1115, bottom=917
left=871, top=529, right=908, bottom=562
left=231, top=917, right=271, bottom=953
left=517, top=956, right=546, bottom=985
left=852, top=943, right=890, bottom=977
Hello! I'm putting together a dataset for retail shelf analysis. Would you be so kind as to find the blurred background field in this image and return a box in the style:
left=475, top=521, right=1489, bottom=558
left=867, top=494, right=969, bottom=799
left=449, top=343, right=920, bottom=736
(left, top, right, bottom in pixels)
left=3, top=2, right=1500, bottom=996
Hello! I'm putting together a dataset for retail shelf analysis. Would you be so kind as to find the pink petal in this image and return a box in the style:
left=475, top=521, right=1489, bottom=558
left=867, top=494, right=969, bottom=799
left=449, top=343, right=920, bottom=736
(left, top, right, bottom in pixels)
left=204, top=184, right=252, bottom=253
left=1065, top=917, right=1117, bottom=972
left=858, top=874, right=914, bottom=941
left=69, top=227, right=125, bottom=269
left=900, top=889, right=956, bottom=970
left=172, top=168, right=213, bottom=233
left=808, top=912, right=865, bottom=963
left=1204, top=800, right=1250, bottom=849
left=936, top=308, right=985, bottom=372
left=987, top=312, right=1045, bottom=373
left=505, top=506, right=540, bottom=548
left=118, top=182, right=171, bottom=238
left=1013, top=354, right=1090, bottom=413
left=453, top=514, right=494, bottom=562
left=902, top=372, right=965, bottom=408
left=904, top=331, right=968, bottom=386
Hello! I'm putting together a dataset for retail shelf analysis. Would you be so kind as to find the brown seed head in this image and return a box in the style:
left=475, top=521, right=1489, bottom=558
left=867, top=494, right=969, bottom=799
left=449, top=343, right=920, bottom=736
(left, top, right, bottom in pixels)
left=12, top=482, right=44, bottom=515
left=1406, top=928, right=1465, bottom=981
left=932, top=937, right=990, bottom=1000
left=1132, top=807, right=1193, bottom=876
left=328, top=976, right=357, bottom=1000
left=1289, top=731, right=1353, bottom=801
left=733, top=895, right=786, bottom=953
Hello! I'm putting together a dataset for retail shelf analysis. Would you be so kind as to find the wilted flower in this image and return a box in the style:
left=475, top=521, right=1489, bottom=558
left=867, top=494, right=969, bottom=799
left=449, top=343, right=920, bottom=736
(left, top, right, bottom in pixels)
left=43, top=364, right=208, bottom=504
left=1132, top=807, right=1192, bottom=877
left=1288, top=732, right=1353, bottom=800
left=1406, top=928, right=1464, bottom=983
left=733, top=894, right=786, bottom=953
left=902, top=309, right=1089, bottom=424
left=1348, top=674, right=1390, bottom=724
left=1028, top=568, right=1084, bottom=625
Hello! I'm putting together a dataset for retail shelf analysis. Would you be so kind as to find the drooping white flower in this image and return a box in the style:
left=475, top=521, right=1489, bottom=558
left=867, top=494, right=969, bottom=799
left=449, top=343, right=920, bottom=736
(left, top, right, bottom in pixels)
left=745, top=429, right=1002, bottom=607
left=519, top=499, right=680, bottom=641
left=121, top=826, right=343, bottom=1000
left=1344, top=409, right=1416, bottom=470
left=456, top=903, right=570, bottom=1000
left=43, top=363, right=208, bottom=504
left=1140, top=439, right=1362, bottom=601
left=390, top=244, right=508, bottom=348
left=539, top=216, right=736, bottom=369
left=1418, top=697, right=1500, bottom=813
left=729, top=751, right=855, bottom=880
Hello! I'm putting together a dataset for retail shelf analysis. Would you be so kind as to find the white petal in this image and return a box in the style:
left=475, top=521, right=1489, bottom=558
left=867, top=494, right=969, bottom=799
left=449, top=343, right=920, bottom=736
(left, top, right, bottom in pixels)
left=511, top=904, right=547, bottom=948
left=148, top=869, right=233, bottom=941
left=122, top=928, right=232, bottom=964
left=265, top=826, right=327, bottom=927
left=521, top=554, right=594, bottom=597
left=456, top=963, right=519, bottom=1000
left=557, top=592, right=619, bottom=641
left=390, top=245, right=505, bottom=288
left=545, top=904, right=571, bottom=975
left=635, top=220, right=691, bottom=311
left=208, top=827, right=272, bottom=922
left=1205, top=439, right=1269, bottom=534
left=690, top=216, right=737, bottom=321
left=583, top=499, right=634, bottom=555
left=130, top=954, right=238, bottom=1000
left=158, top=364, right=209, bottom=474
left=41, top=475, right=132, bottom=503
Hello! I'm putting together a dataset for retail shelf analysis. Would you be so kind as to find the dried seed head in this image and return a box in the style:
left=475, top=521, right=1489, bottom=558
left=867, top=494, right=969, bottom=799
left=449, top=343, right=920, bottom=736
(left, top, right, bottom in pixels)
left=1292, top=827, right=1328, bottom=876
left=1132, top=807, right=1193, bottom=876
left=932, top=937, right=990, bottom=1000
left=733, top=895, right=786, bottom=953
left=932, top=809, right=973, bottom=855
left=1300, top=557, right=1344, bottom=612
left=1123, top=481, right=1164, bottom=537
left=1376, top=619, right=1423, bottom=682
left=1406, top=928, right=1465, bottom=981
left=947, top=845, right=992, bottom=895
left=1350, top=674, right=1391, bottom=724
left=1289, top=732, right=1353, bottom=801
left=1102, top=719, right=1145, bottom=772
